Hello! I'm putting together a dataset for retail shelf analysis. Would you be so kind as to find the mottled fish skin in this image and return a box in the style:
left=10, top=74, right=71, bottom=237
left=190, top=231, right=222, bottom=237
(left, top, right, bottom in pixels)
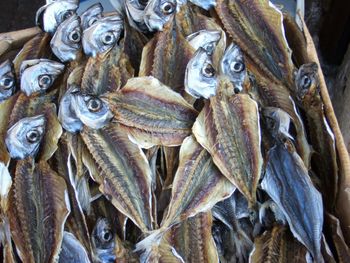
left=50, top=14, right=82, bottom=62
left=20, top=59, right=65, bottom=96
left=249, top=225, right=308, bottom=263
left=186, top=30, right=221, bottom=55
left=220, top=43, right=247, bottom=93
left=36, top=0, right=78, bottom=34
left=59, top=232, right=90, bottom=263
left=185, top=47, right=218, bottom=99
left=71, top=93, right=113, bottom=130
left=58, top=85, right=83, bottom=133
left=261, top=141, right=324, bottom=262
left=91, top=218, right=116, bottom=263
left=189, top=0, right=216, bottom=10
left=144, top=0, right=179, bottom=31
left=295, top=63, right=338, bottom=209
left=80, top=3, right=103, bottom=31
left=5, top=115, right=45, bottom=160
left=192, top=79, right=263, bottom=205
left=82, top=15, right=124, bottom=57
left=0, top=60, right=16, bottom=102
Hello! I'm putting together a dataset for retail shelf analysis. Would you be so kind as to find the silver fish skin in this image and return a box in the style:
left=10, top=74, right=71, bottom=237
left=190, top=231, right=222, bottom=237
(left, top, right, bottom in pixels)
left=36, top=1, right=79, bottom=34
left=5, top=115, right=46, bottom=159
left=220, top=43, right=247, bottom=93
left=20, top=59, right=65, bottom=96
left=262, top=107, right=293, bottom=140
left=59, top=232, right=90, bottom=263
left=50, top=14, right=82, bottom=62
left=80, top=3, right=104, bottom=31
left=295, top=62, right=319, bottom=101
left=185, top=47, right=217, bottom=99
left=71, top=93, right=113, bottom=130
left=186, top=30, right=221, bottom=55
left=144, top=0, right=180, bottom=31
left=261, top=142, right=324, bottom=262
left=82, top=15, right=124, bottom=57
left=125, top=0, right=149, bottom=32
left=91, top=218, right=116, bottom=263
left=58, top=85, right=83, bottom=133
left=0, top=60, right=16, bottom=102
left=189, top=0, right=216, bottom=10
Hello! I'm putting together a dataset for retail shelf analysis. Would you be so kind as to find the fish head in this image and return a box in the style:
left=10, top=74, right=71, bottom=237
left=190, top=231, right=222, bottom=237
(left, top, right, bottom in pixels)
left=5, top=115, right=46, bottom=159
left=58, top=85, right=83, bottom=133
left=80, top=3, right=103, bottom=31
left=220, top=43, right=247, bottom=93
left=50, top=14, right=82, bottom=62
left=0, top=60, right=16, bottom=102
left=92, top=218, right=116, bottom=262
left=144, top=0, right=179, bottom=31
left=36, top=0, right=78, bottom=34
left=72, top=93, right=113, bottom=130
left=125, top=0, right=149, bottom=32
left=263, top=107, right=293, bottom=140
left=295, top=63, right=319, bottom=101
left=185, top=47, right=217, bottom=99
left=186, top=30, right=221, bottom=55
left=20, top=59, right=65, bottom=96
left=82, top=15, right=124, bottom=57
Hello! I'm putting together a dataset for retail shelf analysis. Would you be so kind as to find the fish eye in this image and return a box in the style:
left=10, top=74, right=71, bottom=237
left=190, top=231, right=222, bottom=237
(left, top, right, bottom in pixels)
left=69, top=29, right=81, bottom=43
left=62, top=10, right=74, bottom=21
left=101, top=230, right=113, bottom=243
left=161, top=2, right=175, bottom=15
left=101, top=31, right=116, bottom=45
left=38, top=75, right=52, bottom=89
left=266, top=116, right=276, bottom=130
left=230, top=61, right=245, bottom=73
left=301, top=75, right=311, bottom=89
left=202, top=62, right=215, bottom=78
left=0, top=76, right=14, bottom=89
left=88, top=17, right=98, bottom=27
left=234, top=87, right=240, bottom=94
left=139, top=0, right=149, bottom=7
left=87, top=98, right=102, bottom=112
left=26, top=129, right=41, bottom=143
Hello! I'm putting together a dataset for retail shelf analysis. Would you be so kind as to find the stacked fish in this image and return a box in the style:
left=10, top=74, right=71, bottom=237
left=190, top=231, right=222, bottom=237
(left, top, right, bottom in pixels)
left=0, top=0, right=349, bottom=262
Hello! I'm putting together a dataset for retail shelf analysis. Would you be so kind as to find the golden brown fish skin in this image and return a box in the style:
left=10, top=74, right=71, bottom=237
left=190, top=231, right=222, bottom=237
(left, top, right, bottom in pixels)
left=250, top=225, right=308, bottom=263
left=49, top=135, right=93, bottom=259
left=161, top=135, right=234, bottom=228
left=165, top=212, right=219, bottom=263
left=139, top=19, right=195, bottom=94
left=7, top=158, right=69, bottom=263
left=193, top=79, right=262, bottom=205
left=80, top=123, right=153, bottom=233
left=105, top=77, right=198, bottom=148
left=215, top=0, right=295, bottom=88
left=324, top=213, right=350, bottom=263
left=295, top=63, right=338, bottom=210
left=13, top=32, right=52, bottom=76
left=81, top=42, right=134, bottom=95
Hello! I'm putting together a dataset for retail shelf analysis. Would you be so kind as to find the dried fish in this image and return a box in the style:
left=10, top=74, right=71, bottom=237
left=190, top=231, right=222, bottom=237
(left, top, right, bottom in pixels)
left=0, top=60, right=16, bottom=102
left=261, top=140, right=323, bottom=262
left=82, top=15, right=124, bottom=57
left=91, top=218, right=116, bottom=263
left=19, top=59, right=64, bottom=96
left=185, top=47, right=218, bottom=99
left=59, top=232, right=90, bottom=263
left=36, top=0, right=78, bottom=34
left=192, top=78, right=263, bottom=205
left=80, top=3, right=103, bottom=31
left=5, top=115, right=45, bottom=159
left=144, top=0, right=179, bottom=31
left=50, top=14, right=82, bottom=62
left=186, top=30, right=221, bottom=55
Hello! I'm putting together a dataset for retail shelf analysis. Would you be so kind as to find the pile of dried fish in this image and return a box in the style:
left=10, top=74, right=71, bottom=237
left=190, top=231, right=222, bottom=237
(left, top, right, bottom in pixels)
left=0, top=0, right=350, bottom=262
